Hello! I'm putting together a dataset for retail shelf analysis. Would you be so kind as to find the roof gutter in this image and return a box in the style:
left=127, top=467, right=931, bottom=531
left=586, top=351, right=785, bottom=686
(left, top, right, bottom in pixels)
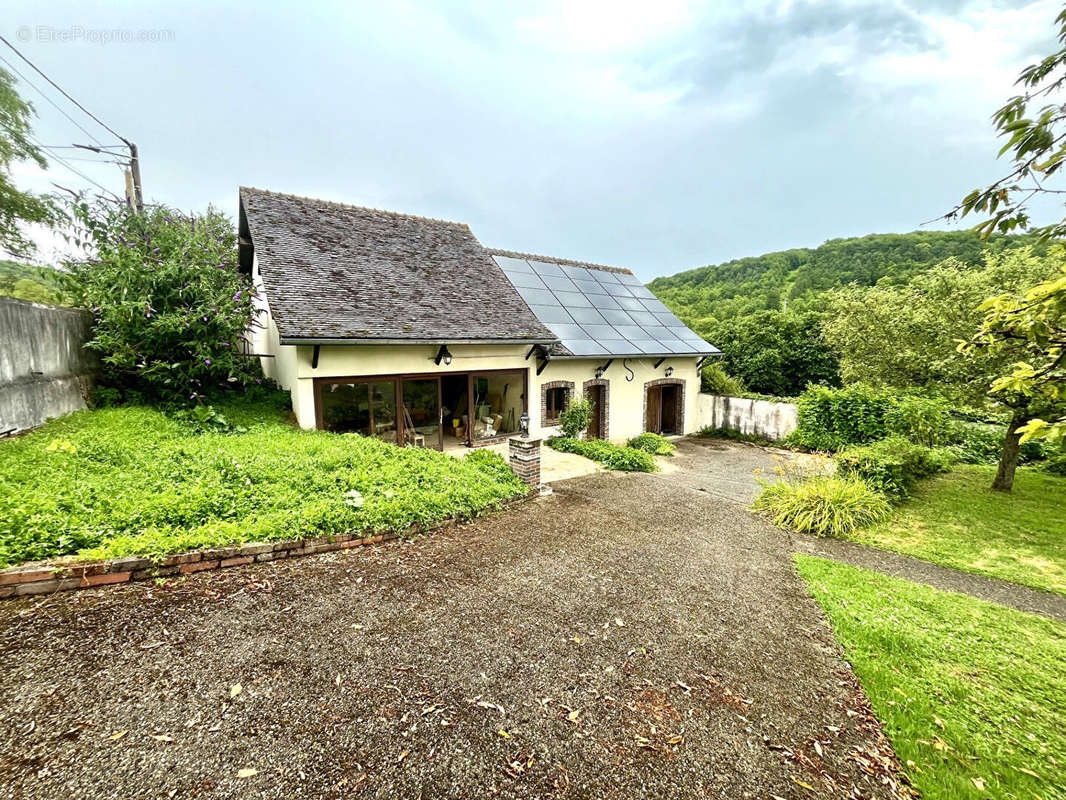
left=279, top=336, right=559, bottom=346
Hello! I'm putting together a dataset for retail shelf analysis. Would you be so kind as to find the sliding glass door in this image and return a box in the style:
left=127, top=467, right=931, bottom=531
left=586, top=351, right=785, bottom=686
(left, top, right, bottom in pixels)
left=319, top=380, right=398, bottom=442
left=400, top=378, right=442, bottom=450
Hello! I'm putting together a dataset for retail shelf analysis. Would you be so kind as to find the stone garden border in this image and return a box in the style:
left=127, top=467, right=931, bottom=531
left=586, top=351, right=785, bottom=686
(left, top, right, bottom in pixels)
left=0, top=494, right=534, bottom=599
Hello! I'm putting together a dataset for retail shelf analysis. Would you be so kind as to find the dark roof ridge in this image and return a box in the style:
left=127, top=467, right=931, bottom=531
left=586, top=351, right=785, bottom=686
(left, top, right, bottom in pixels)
left=485, top=246, right=633, bottom=276
left=238, top=186, right=471, bottom=230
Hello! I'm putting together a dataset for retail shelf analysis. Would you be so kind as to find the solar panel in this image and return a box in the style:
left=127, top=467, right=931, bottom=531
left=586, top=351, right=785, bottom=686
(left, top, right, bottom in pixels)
left=562, top=338, right=609, bottom=356
left=541, top=274, right=578, bottom=292
left=506, top=271, right=547, bottom=289
left=493, top=255, right=533, bottom=273
left=528, top=304, right=574, bottom=324
left=599, top=308, right=636, bottom=326
left=516, top=286, right=558, bottom=306
left=529, top=260, right=565, bottom=276
left=496, top=256, right=716, bottom=358
left=552, top=290, right=593, bottom=308
left=614, top=296, right=645, bottom=312
left=567, top=307, right=607, bottom=325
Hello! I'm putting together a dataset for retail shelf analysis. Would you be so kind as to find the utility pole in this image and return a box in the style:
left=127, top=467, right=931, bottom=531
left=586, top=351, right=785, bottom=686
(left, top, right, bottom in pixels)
left=127, top=141, right=143, bottom=211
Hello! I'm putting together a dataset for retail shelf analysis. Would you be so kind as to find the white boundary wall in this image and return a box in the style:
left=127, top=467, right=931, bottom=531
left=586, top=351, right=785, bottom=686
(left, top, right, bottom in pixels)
left=695, top=394, right=798, bottom=441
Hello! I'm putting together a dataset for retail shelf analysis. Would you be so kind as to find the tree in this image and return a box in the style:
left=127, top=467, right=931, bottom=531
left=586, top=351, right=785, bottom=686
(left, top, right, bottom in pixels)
left=964, top=264, right=1066, bottom=490
left=67, top=198, right=258, bottom=404
left=821, top=250, right=1058, bottom=407
left=700, top=310, right=839, bottom=397
left=0, top=67, right=58, bottom=257
left=945, top=4, right=1066, bottom=490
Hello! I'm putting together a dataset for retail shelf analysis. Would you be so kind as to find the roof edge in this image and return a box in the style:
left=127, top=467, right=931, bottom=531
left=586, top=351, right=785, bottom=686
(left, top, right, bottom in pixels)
left=238, top=186, right=473, bottom=231
left=278, top=336, right=559, bottom=346
left=485, top=247, right=633, bottom=276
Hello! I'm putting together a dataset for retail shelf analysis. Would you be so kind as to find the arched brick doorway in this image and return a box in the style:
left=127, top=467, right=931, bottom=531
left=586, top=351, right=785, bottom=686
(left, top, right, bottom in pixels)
left=583, top=378, right=610, bottom=440
left=644, top=378, right=684, bottom=435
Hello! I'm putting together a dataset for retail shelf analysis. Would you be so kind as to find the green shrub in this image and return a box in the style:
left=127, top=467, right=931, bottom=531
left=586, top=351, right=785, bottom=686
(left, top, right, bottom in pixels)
left=173, top=404, right=247, bottom=434
left=68, top=199, right=258, bottom=404
left=1043, top=453, right=1066, bottom=476
left=0, top=402, right=528, bottom=567
left=786, top=385, right=956, bottom=452
left=464, top=448, right=524, bottom=490
left=834, top=436, right=955, bottom=500
left=547, top=436, right=656, bottom=472
left=559, top=397, right=593, bottom=438
left=751, top=476, right=892, bottom=537
left=951, top=422, right=1052, bottom=465
left=627, top=432, right=676, bottom=456
left=700, top=362, right=745, bottom=396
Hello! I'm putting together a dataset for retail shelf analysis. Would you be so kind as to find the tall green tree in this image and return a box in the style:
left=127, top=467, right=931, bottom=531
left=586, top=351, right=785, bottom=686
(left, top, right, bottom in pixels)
left=822, top=250, right=1058, bottom=406
left=947, top=4, right=1066, bottom=490
left=0, top=67, right=58, bottom=257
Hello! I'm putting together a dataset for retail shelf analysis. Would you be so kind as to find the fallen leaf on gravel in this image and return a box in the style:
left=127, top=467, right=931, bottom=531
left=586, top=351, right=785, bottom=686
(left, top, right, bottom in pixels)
left=814, top=741, right=823, bottom=757
left=208, top=722, right=222, bottom=732
left=107, top=730, right=128, bottom=741
left=790, top=776, right=816, bottom=791
left=237, top=768, right=258, bottom=779
left=614, top=618, right=625, bottom=627
left=476, top=700, right=505, bottom=715
left=151, top=735, right=174, bottom=743
left=230, top=684, right=242, bottom=698
left=675, top=680, right=692, bottom=693
left=397, top=750, right=410, bottom=762
left=571, top=636, right=581, bottom=643
left=567, top=710, right=581, bottom=722
left=498, top=730, right=511, bottom=739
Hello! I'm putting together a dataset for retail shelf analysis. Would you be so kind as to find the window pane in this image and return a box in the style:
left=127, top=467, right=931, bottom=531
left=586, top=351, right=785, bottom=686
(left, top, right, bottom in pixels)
left=401, top=379, right=440, bottom=449
left=321, top=381, right=398, bottom=444
left=471, top=372, right=524, bottom=440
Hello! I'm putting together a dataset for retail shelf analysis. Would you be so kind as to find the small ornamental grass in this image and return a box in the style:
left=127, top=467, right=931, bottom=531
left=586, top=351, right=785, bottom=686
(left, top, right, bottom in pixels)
left=547, top=436, right=656, bottom=472
left=626, top=432, right=675, bottom=456
left=751, top=475, right=892, bottom=537
left=0, top=401, right=527, bottom=568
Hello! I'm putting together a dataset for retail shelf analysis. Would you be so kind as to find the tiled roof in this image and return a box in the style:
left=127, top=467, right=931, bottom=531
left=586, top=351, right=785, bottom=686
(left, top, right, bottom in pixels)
left=485, top=249, right=720, bottom=359
left=239, top=187, right=557, bottom=343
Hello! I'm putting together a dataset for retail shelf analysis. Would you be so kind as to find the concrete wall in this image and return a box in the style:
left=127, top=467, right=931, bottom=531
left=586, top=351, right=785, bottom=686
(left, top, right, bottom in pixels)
left=695, top=394, right=798, bottom=442
left=0, top=297, right=95, bottom=433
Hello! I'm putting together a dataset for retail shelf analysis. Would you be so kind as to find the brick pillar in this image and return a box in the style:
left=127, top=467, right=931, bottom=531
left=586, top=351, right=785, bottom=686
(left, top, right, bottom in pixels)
left=509, top=436, right=541, bottom=488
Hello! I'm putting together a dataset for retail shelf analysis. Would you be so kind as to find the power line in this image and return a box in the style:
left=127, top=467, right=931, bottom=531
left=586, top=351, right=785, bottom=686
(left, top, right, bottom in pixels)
left=25, top=131, right=120, bottom=198
left=0, top=34, right=142, bottom=209
left=0, top=52, right=109, bottom=148
left=0, top=34, right=130, bottom=146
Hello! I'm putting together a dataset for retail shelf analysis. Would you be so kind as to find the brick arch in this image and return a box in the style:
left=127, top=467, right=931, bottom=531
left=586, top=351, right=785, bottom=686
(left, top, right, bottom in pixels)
left=582, top=378, right=610, bottom=440
left=540, top=380, right=574, bottom=427
left=642, top=377, right=685, bottom=434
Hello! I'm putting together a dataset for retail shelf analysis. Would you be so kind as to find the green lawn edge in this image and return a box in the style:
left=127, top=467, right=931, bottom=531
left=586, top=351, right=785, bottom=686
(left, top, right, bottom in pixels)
left=795, top=554, right=1066, bottom=800
left=843, top=464, right=1066, bottom=597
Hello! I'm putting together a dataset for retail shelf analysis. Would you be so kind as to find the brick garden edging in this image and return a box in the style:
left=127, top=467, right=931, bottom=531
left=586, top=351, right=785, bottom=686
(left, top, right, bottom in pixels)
left=0, top=494, right=534, bottom=599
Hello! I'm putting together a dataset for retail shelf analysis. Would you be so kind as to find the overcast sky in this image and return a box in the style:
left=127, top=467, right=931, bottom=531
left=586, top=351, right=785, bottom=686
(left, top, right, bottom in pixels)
left=4, top=0, right=1062, bottom=280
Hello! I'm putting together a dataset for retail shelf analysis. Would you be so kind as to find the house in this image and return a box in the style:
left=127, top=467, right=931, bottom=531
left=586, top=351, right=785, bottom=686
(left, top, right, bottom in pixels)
left=238, top=187, right=720, bottom=448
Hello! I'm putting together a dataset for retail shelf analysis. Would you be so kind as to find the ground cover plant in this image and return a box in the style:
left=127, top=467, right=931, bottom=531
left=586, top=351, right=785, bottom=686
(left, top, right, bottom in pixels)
left=626, top=432, right=675, bottom=456
left=796, top=555, right=1066, bottom=800
left=845, top=464, right=1066, bottom=596
left=546, top=436, right=656, bottom=472
left=0, top=400, right=527, bottom=568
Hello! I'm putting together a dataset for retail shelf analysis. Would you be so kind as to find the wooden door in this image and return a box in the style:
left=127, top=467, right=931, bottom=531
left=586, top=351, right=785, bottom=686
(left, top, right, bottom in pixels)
left=660, top=385, right=678, bottom=435
left=645, top=386, right=661, bottom=434
left=586, top=385, right=603, bottom=439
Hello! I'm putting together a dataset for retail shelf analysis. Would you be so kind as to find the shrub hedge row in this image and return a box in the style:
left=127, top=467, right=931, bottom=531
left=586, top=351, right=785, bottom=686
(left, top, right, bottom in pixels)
left=547, top=436, right=657, bottom=472
left=834, top=436, right=955, bottom=500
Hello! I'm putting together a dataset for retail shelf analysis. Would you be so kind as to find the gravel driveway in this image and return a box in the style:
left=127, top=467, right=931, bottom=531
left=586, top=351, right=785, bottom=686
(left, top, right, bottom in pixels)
left=0, top=442, right=908, bottom=799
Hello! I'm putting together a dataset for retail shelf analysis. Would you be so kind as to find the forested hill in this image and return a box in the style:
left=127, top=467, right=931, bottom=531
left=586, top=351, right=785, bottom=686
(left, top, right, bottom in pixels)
left=648, top=231, right=1038, bottom=325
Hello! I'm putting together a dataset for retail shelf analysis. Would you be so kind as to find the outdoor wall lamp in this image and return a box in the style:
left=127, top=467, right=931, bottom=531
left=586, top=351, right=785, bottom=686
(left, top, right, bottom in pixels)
left=664, top=366, right=674, bottom=377
left=519, top=411, right=530, bottom=437
left=594, top=367, right=604, bottom=379
left=435, top=344, right=453, bottom=366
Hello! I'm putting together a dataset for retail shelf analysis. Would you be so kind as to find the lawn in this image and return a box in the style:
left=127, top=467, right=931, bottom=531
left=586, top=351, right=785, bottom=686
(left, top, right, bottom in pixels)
left=796, top=555, right=1066, bottom=800
left=845, top=464, right=1066, bottom=596
left=0, top=400, right=527, bottom=568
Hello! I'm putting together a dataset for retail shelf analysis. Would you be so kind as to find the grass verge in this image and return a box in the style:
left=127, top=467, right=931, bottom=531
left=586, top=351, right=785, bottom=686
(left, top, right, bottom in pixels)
left=0, top=401, right=527, bottom=567
left=796, top=555, right=1066, bottom=800
left=847, top=464, right=1066, bottom=596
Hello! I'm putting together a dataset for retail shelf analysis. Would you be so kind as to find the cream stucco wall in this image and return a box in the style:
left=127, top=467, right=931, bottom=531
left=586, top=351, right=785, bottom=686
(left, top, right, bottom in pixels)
left=248, top=256, right=703, bottom=440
